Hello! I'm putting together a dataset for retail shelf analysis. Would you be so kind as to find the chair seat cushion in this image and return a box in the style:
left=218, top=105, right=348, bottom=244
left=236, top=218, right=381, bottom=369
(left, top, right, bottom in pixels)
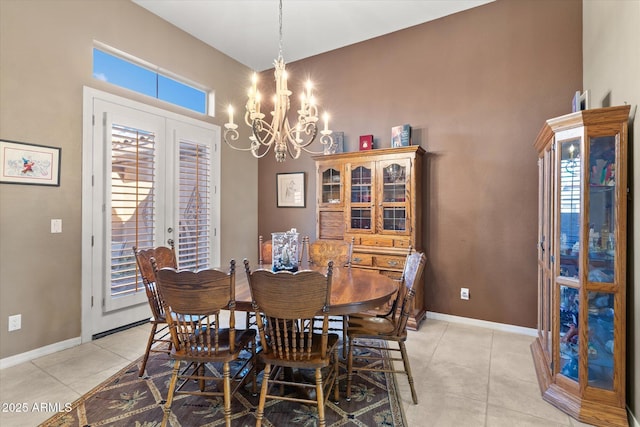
left=172, top=327, right=256, bottom=360
left=347, top=315, right=404, bottom=337
left=260, top=332, right=339, bottom=367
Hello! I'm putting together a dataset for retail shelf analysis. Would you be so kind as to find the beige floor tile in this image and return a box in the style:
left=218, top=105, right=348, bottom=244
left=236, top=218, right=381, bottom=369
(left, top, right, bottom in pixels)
left=492, top=331, right=537, bottom=356
left=420, top=358, right=490, bottom=401
left=490, top=349, right=538, bottom=384
left=431, top=338, right=492, bottom=372
left=406, top=387, right=486, bottom=427
left=92, top=322, right=153, bottom=361
left=439, top=323, right=494, bottom=349
left=32, top=342, right=129, bottom=394
left=489, top=373, right=572, bottom=424
left=0, top=362, right=80, bottom=426
left=487, top=404, right=571, bottom=426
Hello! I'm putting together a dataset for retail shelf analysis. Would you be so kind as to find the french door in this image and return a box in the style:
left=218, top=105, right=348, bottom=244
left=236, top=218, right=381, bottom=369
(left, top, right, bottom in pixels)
left=82, top=88, right=220, bottom=340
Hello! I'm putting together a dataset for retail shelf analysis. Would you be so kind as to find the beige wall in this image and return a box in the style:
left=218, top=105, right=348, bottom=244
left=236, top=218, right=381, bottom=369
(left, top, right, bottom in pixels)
left=0, top=0, right=258, bottom=359
left=583, top=0, right=640, bottom=419
left=258, top=0, right=583, bottom=329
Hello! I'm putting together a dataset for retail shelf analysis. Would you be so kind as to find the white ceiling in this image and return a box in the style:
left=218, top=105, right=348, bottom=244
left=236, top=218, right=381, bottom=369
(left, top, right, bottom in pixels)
left=133, top=0, right=494, bottom=71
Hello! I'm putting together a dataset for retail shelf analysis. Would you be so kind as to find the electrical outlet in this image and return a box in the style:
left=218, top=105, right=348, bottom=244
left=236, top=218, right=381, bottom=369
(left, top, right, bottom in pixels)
left=460, top=288, right=470, bottom=300
left=8, top=314, right=21, bottom=331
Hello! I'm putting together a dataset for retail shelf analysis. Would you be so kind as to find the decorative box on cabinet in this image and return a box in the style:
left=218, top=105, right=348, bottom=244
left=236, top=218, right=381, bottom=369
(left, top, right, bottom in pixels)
left=531, top=106, right=630, bottom=427
left=314, top=146, right=426, bottom=329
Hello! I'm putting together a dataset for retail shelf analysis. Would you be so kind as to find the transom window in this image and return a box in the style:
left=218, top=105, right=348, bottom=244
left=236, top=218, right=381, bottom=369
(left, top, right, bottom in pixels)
left=93, top=47, right=209, bottom=115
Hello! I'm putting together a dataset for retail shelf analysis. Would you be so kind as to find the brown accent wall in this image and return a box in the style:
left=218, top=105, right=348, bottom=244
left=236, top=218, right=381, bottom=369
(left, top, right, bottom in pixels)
left=258, top=0, right=583, bottom=328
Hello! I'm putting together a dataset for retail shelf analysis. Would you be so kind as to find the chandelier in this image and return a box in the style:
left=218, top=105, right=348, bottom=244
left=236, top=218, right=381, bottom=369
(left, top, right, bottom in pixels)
left=223, top=0, right=334, bottom=162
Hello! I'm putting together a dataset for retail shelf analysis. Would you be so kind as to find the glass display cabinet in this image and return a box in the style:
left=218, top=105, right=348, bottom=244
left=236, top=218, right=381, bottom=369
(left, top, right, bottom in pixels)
left=314, top=146, right=425, bottom=328
left=531, top=106, right=630, bottom=427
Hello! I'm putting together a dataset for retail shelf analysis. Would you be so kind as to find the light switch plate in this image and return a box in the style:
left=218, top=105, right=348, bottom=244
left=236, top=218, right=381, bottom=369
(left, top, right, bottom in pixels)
left=51, top=219, right=62, bottom=233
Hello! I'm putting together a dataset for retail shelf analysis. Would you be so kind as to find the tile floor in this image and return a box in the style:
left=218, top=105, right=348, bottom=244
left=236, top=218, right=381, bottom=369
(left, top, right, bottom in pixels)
left=0, top=318, right=596, bottom=426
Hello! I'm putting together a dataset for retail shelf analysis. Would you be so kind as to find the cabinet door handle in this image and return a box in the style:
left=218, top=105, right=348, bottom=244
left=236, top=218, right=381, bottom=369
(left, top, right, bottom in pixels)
left=387, top=260, right=399, bottom=266
left=353, top=257, right=362, bottom=263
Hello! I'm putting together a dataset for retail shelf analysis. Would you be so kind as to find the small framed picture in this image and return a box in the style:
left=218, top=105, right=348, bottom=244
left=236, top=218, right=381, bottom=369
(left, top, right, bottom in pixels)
left=572, top=90, right=590, bottom=112
left=277, top=172, right=305, bottom=208
left=0, top=139, right=61, bottom=186
left=333, top=131, right=344, bottom=153
left=391, top=124, right=411, bottom=147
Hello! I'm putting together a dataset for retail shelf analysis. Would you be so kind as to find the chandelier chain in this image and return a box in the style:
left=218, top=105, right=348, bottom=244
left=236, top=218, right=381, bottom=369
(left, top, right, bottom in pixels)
left=278, top=0, right=283, bottom=60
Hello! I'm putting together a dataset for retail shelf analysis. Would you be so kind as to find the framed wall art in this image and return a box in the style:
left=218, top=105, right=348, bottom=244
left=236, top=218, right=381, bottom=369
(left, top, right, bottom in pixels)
left=0, top=139, right=61, bottom=186
left=276, top=172, right=305, bottom=208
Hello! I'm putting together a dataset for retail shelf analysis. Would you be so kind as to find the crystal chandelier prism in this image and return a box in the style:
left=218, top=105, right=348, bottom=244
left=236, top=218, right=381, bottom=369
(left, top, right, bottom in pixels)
left=223, top=0, right=334, bottom=162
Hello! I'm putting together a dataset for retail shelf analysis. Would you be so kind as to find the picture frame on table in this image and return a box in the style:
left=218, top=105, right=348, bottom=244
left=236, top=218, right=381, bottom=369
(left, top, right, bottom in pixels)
left=0, top=139, right=61, bottom=186
left=277, top=172, right=305, bottom=208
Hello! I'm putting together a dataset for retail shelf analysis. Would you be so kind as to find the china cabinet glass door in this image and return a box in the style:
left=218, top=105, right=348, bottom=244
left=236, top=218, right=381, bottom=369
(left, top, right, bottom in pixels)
left=556, top=137, right=581, bottom=382
left=378, top=159, right=411, bottom=234
left=348, top=163, right=374, bottom=232
left=585, top=134, right=619, bottom=392
left=319, top=166, right=342, bottom=206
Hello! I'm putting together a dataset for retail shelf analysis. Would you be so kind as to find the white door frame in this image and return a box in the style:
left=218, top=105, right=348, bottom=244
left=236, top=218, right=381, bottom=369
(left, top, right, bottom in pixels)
left=81, top=87, right=220, bottom=343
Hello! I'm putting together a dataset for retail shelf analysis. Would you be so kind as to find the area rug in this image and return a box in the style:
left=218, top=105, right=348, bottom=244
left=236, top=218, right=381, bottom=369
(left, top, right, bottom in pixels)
left=40, top=342, right=406, bottom=426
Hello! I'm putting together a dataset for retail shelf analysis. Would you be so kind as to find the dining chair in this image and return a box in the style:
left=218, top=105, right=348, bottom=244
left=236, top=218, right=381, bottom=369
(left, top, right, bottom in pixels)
left=153, top=260, right=257, bottom=427
left=246, top=235, right=275, bottom=329
left=305, top=237, right=354, bottom=358
left=346, top=251, right=426, bottom=404
left=306, top=237, right=354, bottom=268
left=258, top=235, right=272, bottom=265
left=244, top=259, right=340, bottom=427
left=132, top=244, right=178, bottom=377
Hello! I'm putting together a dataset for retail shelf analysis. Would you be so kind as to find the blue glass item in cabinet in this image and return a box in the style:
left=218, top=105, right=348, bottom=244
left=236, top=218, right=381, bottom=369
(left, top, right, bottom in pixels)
left=558, top=285, right=579, bottom=381
left=587, top=291, right=615, bottom=390
left=271, top=229, right=299, bottom=272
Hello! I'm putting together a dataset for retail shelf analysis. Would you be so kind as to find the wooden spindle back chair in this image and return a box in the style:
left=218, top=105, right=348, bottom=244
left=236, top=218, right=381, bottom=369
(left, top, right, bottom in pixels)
left=132, top=244, right=177, bottom=377
left=346, top=251, right=426, bottom=404
left=153, top=260, right=257, bottom=427
left=244, top=260, right=340, bottom=427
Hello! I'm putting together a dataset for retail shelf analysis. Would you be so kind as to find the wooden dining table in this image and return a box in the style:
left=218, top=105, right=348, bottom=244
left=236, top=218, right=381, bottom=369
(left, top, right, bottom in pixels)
left=233, top=263, right=399, bottom=315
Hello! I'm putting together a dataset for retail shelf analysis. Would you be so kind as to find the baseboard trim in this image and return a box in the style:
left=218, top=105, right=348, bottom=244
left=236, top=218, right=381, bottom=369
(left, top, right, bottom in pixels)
left=0, top=337, right=81, bottom=370
left=426, top=311, right=538, bottom=337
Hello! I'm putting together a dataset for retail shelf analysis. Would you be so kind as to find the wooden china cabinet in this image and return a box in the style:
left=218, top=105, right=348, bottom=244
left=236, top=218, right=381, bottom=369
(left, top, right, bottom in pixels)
left=531, top=106, right=630, bottom=427
left=313, top=145, right=426, bottom=329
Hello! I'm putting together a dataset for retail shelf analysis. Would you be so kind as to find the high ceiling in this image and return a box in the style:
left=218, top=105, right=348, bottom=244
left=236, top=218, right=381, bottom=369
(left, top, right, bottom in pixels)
left=133, top=0, right=494, bottom=71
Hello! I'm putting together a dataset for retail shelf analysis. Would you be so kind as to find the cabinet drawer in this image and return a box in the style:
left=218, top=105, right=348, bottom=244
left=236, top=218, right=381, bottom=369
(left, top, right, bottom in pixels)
left=360, top=237, right=393, bottom=247
left=351, top=253, right=373, bottom=266
left=374, top=255, right=405, bottom=269
left=394, top=239, right=411, bottom=249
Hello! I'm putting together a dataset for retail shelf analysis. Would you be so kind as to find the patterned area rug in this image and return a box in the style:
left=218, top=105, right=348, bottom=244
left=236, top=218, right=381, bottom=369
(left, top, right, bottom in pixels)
left=41, top=342, right=406, bottom=426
